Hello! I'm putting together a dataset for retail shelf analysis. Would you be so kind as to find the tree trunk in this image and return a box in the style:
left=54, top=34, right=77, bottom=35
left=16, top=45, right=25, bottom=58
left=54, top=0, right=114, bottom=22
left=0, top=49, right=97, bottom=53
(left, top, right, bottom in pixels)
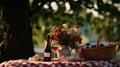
left=1, top=0, right=35, bottom=62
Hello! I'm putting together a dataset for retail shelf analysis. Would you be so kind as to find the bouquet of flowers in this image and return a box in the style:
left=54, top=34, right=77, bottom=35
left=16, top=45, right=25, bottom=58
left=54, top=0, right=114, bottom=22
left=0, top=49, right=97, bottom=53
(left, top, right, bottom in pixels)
left=49, top=24, right=82, bottom=49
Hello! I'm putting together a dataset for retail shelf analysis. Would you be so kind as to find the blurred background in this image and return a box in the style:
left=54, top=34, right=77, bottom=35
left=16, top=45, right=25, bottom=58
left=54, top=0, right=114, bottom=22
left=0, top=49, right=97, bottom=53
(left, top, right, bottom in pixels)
left=0, top=0, right=120, bottom=57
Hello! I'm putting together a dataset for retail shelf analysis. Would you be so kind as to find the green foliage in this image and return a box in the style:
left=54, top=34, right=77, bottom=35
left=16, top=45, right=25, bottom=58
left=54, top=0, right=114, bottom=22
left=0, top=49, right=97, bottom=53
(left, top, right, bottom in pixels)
left=30, top=0, right=120, bottom=48
left=0, top=0, right=119, bottom=49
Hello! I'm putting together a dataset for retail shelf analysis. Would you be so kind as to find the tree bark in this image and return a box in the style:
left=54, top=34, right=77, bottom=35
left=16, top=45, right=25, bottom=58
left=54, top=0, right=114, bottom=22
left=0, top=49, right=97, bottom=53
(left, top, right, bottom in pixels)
left=1, top=0, right=35, bottom=62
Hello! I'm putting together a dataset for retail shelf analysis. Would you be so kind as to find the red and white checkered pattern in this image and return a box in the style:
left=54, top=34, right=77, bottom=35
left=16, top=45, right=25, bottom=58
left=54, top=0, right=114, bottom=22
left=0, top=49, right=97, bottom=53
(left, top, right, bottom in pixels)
left=0, top=59, right=120, bottom=67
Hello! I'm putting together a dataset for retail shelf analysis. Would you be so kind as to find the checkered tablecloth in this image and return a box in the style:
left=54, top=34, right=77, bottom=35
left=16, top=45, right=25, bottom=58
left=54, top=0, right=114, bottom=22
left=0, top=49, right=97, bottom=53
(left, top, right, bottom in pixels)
left=0, top=59, right=120, bottom=67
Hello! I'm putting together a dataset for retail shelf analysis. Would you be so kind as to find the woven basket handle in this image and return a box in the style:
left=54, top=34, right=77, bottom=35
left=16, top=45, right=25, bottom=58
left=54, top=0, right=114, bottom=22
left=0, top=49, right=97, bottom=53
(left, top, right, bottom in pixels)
left=96, top=29, right=107, bottom=47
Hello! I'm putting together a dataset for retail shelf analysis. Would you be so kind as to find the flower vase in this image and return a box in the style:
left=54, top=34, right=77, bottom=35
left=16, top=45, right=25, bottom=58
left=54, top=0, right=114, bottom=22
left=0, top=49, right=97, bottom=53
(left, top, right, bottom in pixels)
left=58, top=45, right=72, bottom=59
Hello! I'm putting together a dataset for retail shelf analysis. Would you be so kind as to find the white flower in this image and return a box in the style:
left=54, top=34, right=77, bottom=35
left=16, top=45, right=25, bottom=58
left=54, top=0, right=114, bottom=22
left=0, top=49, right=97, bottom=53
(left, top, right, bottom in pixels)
left=51, top=40, right=58, bottom=46
left=62, top=24, right=68, bottom=28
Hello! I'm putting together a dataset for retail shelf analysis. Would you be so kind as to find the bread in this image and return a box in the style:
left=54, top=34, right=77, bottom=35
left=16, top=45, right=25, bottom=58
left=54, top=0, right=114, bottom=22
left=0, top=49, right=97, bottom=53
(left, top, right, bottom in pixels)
left=33, top=54, right=41, bottom=61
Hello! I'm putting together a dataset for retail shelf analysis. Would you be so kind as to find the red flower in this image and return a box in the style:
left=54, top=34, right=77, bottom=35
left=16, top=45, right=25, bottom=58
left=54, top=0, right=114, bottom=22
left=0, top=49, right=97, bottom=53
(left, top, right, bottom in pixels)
left=73, top=35, right=79, bottom=42
left=50, top=35, right=56, bottom=40
left=56, top=33, right=60, bottom=39
left=53, top=28, right=58, bottom=33
left=79, top=37, right=82, bottom=44
left=74, top=25, right=79, bottom=31
left=75, top=25, right=79, bottom=29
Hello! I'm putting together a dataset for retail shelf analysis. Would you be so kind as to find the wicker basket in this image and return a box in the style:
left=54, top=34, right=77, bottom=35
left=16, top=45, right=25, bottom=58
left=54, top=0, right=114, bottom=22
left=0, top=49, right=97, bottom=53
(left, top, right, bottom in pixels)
left=76, top=29, right=119, bottom=61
